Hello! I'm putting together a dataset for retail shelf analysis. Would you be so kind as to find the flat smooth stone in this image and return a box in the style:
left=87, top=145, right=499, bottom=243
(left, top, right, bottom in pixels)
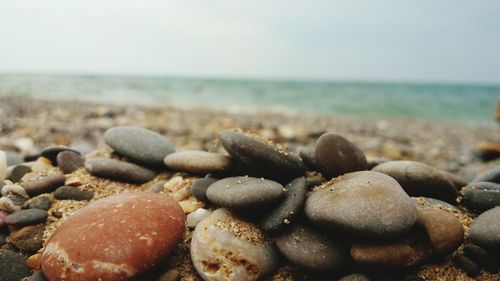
left=85, top=157, right=157, bottom=184
left=54, top=186, right=94, bottom=201
left=23, top=173, right=66, bottom=196
left=462, top=182, right=500, bottom=213
left=105, top=126, right=175, bottom=167
left=469, top=206, right=500, bottom=252
left=5, top=209, right=48, bottom=227
left=191, top=178, right=218, bottom=202
left=164, top=150, right=232, bottom=174
left=56, top=151, right=84, bottom=174
left=0, top=249, right=32, bottom=281
left=8, top=165, right=32, bottom=183
left=416, top=208, right=463, bottom=256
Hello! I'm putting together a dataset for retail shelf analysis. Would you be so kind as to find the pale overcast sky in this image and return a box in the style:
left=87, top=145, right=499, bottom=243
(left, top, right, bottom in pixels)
left=0, top=0, right=499, bottom=83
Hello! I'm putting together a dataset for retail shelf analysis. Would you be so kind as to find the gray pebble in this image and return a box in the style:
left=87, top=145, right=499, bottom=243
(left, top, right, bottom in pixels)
left=54, top=186, right=94, bottom=201
left=0, top=249, right=32, bottom=281
left=469, top=206, right=500, bottom=252
left=56, top=151, right=84, bottom=174
left=474, top=166, right=500, bottom=184
left=148, top=180, right=167, bottom=193
left=462, top=181, right=500, bottom=213
left=5, top=209, right=48, bottom=226
left=27, top=196, right=52, bottom=210
left=8, top=165, right=32, bottom=182
left=164, top=150, right=232, bottom=174
left=23, top=172, right=66, bottom=196
left=85, top=157, right=157, bottom=184
left=191, top=178, right=217, bottom=202
left=40, top=146, right=81, bottom=166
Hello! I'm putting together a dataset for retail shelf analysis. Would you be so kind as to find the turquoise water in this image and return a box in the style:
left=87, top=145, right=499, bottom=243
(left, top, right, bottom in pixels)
left=1, top=74, right=499, bottom=123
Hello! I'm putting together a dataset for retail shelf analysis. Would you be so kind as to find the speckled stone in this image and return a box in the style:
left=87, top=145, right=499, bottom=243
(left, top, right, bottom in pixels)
left=85, top=157, right=157, bottom=184
left=27, top=196, right=52, bottom=210
left=275, top=223, right=348, bottom=272
left=164, top=150, right=232, bottom=174
left=372, top=160, right=458, bottom=204
left=462, top=181, right=500, bottom=213
left=41, top=192, right=185, bottom=281
left=350, top=227, right=432, bottom=267
left=40, top=146, right=81, bottom=166
left=8, top=165, right=32, bottom=182
left=469, top=206, right=500, bottom=252
left=191, top=178, right=218, bottom=202
left=305, top=171, right=417, bottom=238
left=54, top=186, right=94, bottom=201
left=260, top=177, right=307, bottom=232
left=23, top=172, right=66, bottom=196
left=206, top=176, right=285, bottom=209
left=416, top=208, right=463, bottom=256
left=314, top=133, right=367, bottom=178
left=474, top=166, right=500, bottom=184
left=219, top=130, right=305, bottom=180
left=8, top=224, right=46, bottom=252
left=5, top=209, right=48, bottom=227
left=105, top=126, right=175, bottom=167
left=0, top=249, right=32, bottom=281
left=190, top=208, right=280, bottom=281
left=56, top=151, right=84, bottom=174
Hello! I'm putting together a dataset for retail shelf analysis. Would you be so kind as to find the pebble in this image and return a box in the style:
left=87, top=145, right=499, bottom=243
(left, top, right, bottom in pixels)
left=54, top=186, right=94, bottom=201
left=8, top=165, right=32, bottom=182
left=85, top=157, right=157, bottom=184
left=416, top=208, right=463, bottom=256
left=148, top=180, right=167, bottom=193
left=0, top=197, right=21, bottom=213
left=298, top=147, right=321, bottom=171
left=164, top=150, right=232, bottom=174
left=260, top=177, right=307, bottom=232
left=372, top=160, right=458, bottom=204
left=5, top=151, right=24, bottom=166
left=0, top=150, right=6, bottom=181
left=104, top=126, right=175, bottom=167
left=40, top=146, right=81, bottom=166
left=0, top=249, right=32, bottom=281
left=469, top=206, right=500, bottom=252
left=42, top=192, right=185, bottom=281
left=338, top=274, right=371, bottom=281
left=158, top=269, right=180, bottom=281
left=56, top=150, right=84, bottom=174
left=26, top=253, right=42, bottom=269
left=0, top=210, right=7, bottom=227
left=463, top=244, right=497, bottom=270
left=23, top=172, right=66, bottom=196
left=453, top=254, right=480, bottom=277
left=186, top=208, right=212, bottom=228
left=413, top=197, right=458, bottom=210
left=462, top=181, right=500, bottom=213
left=314, top=133, right=367, bottom=178
left=218, top=130, right=306, bottom=180
left=28, top=271, right=48, bottom=281
left=27, top=196, right=52, bottom=210
left=1, top=183, right=29, bottom=198
left=206, top=176, right=285, bottom=209
left=5, top=209, right=48, bottom=227
left=350, top=227, right=432, bottom=267
left=439, top=170, right=468, bottom=190
left=8, top=193, right=28, bottom=207
left=191, top=178, right=217, bottom=202
left=275, top=223, right=348, bottom=272
left=190, top=208, right=280, bottom=281
left=30, top=157, right=53, bottom=173
left=305, top=171, right=417, bottom=238
left=473, top=165, right=500, bottom=184
left=8, top=224, right=46, bottom=252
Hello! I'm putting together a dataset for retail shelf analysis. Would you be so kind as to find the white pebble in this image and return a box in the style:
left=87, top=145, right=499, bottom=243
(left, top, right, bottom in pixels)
left=164, top=176, right=184, bottom=192
left=186, top=208, right=211, bottom=228
left=0, top=196, right=21, bottom=213
left=14, top=137, right=35, bottom=154
left=1, top=183, right=29, bottom=198
left=0, top=150, right=6, bottom=181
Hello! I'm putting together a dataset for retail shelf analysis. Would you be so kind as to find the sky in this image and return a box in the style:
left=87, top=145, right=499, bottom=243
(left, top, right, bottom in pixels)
left=0, top=0, right=499, bottom=84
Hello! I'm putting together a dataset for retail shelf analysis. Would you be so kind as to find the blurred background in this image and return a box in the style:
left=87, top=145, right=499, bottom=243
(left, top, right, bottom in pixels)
left=0, top=0, right=499, bottom=123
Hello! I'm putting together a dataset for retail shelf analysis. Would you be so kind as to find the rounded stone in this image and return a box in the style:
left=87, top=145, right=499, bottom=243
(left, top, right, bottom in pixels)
left=5, top=209, right=48, bottom=227
left=164, top=150, right=232, bottom=174
left=416, top=208, right=463, bottom=256
left=105, top=126, right=175, bottom=167
left=206, top=176, right=285, bottom=209
left=469, top=206, right=500, bottom=252
left=275, top=223, right=348, bottom=272
left=0, top=249, right=32, bottom=281
left=463, top=244, right=497, bottom=269
left=191, top=178, right=218, bottom=202
left=40, top=146, right=81, bottom=166
left=85, top=157, right=157, bottom=184
left=305, top=171, right=417, bottom=238
left=8, top=224, right=46, bottom=252
left=190, top=208, right=280, bottom=281
left=1, top=150, right=7, bottom=182
left=28, top=196, right=52, bottom=210
left=314, top=133, right=367, bottom=178
left=147, top=180, right=166, bottom=193
left=439, top=170, right=468, bottom=190
left=218, top=130, right=305, bottom=180
left=462, top=181, right=500, bottom=213
left=350, top=227, right=432, bottom=267
left=474, top=166, right=500, bottom=184
left=56, top=151, right=84, bottom=174
left=8, top=165, right=32, bottom=183
left=260, top=177, right=307, bottom=232
left=54, top=186, right=94, bottom=201
left=186, top=208, right=211, bottom=228
left=41, top=192, right=185, bottom=281
left=298, top=147, right=321, bottom=171
left=23, top=172, right=66, bottom=196
left=452, top=254, right=480, bottom=277
left=372, top=160, right=458, bottom=204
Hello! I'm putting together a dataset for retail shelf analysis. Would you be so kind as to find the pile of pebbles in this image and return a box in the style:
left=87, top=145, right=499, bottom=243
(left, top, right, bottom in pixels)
left=0, top=125, right=499, bottom=281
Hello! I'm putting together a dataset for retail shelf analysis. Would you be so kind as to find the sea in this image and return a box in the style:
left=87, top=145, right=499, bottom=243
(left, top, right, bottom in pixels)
left=1, top=73, right=499, bottom=124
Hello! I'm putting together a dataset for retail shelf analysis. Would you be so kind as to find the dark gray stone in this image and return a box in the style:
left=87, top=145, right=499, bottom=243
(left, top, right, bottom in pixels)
left=164, top=150, right=232, bottom=174
left=85, top=157, right=157, bottom=184
left=8, top=194, right=28, bottom=207
left=54, top=186, right=94, bottom=201
left=191, top=178, right=217, bottom=202
left=463, top=244, right=497, bottom=270
left=8, top=165, right=32, bottom=183
left=56, top=151, right=84, bottom=174
left=275, top=223, right=348, bottom=272
left=314, top=133, right=367, bottom=178
left=105, top=126, right=175, bottom=167
left=453, top=254, right=480, bottom=277
left=298, top=147, right=321, bottom=171
left=474, top=166, right=500, bottom=184
left=305, top=171, right=417, bottom=238
left=462, top=182, right=500, bottom=213
left=372, top=160, right=458, bottom=204
left=40, top=146, right=81, bottom=166
left=5, top=209, right=48, bottom=227
left=0, top=249, right=32, bottom=281
left=8, top=224, right=45, bottom=252
left=260, top=177, right=307, bottom=232
left=206, top=176, right=285, bottom=209
left=469, top=206, right=500, bottom=252
left=23, top=172, right=66, bottom=196
left=27, top=196, right=52, bottom=210
left=439, top=170, right=468, bottom=190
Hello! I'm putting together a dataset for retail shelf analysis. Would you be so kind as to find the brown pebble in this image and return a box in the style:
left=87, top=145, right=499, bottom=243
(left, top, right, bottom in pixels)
left=23, top=172, right=66, bottom=196
left=27, top=253, right=42, bottom=269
